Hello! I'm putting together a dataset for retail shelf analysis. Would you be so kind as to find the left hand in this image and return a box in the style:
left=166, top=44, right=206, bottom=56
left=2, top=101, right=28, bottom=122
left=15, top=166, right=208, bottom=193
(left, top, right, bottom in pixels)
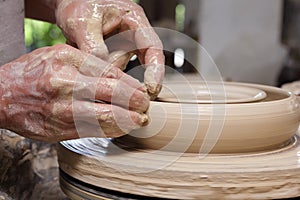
left=55, top=0, right=165, bottom=99
left=0, top=44, right=149, bottom=142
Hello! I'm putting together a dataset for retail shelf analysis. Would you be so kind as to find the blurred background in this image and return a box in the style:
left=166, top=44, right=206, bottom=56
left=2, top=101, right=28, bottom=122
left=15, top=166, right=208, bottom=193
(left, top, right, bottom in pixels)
left=25, top=0, right=300, bottom=86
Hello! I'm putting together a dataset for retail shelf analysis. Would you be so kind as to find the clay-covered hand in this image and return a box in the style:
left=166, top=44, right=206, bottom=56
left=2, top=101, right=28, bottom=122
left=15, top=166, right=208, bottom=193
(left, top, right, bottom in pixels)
left=0, top=44, right=149, bottom=142
left=55, top=0, right=165, bottom=99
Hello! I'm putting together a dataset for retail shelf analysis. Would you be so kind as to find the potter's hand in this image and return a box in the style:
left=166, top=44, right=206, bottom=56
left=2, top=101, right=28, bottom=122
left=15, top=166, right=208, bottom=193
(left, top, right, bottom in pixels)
left=0, top=44, right=149, bottom=142
left=55, top=0, right=165, bottom=99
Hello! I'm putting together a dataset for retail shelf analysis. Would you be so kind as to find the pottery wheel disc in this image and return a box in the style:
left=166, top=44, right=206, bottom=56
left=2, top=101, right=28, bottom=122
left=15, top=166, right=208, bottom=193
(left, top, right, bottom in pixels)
left=58, top=132, right=300, bottom=200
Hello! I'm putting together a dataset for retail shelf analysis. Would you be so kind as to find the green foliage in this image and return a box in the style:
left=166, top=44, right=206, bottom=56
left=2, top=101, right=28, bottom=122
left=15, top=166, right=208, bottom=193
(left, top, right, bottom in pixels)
left=24, top=18, right=66, bottom=51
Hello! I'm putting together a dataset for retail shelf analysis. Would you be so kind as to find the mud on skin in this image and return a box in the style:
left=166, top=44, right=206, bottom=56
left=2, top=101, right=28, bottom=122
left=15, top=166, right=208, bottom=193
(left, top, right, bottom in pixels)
left=55, top=0, right=165, bottom=99
left=0, top=44, right=149, bottom=142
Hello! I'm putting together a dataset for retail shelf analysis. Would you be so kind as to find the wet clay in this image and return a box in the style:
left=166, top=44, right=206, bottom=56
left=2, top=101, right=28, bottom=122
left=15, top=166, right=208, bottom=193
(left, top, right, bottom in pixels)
left=58, top=82, right=300, bottom=199
left=118, top=82, right=300, bottom=153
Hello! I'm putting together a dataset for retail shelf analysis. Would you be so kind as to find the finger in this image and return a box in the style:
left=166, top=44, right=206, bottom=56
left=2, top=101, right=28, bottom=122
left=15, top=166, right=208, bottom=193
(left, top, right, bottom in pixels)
left=72, top=121, right=107, bottom=138
left=74, top=5, right=126, bottom=60
left=143, top=49, right=165, bottom=100
left=79, top=56, right=146, bottom=92
left=135, top=29, right=165, bottom=99
left=73, top=17, right=109, bottom=59
left=74, top=75, right=150, bottom=112
left=121, top=12, right=165, bottom=99
left=109, top=50, right=134, bottom=70
left=103, top=67, right=147, bottom=93
left=102, top=6, right=123, bottom=36
left=53, top=44, right=146, bottom=92
left=105, top=31, right=136, bottom=52
left=73, top=101, right=149, bottom=138
left=56, top=0, right=109, bottom=59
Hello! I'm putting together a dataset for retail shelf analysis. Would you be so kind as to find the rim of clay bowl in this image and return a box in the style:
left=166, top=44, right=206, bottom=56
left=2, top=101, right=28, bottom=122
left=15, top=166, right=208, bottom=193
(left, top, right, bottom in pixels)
left=157, top=82, right=267, bottom=104
left=153, top=82, right=299, bottom=117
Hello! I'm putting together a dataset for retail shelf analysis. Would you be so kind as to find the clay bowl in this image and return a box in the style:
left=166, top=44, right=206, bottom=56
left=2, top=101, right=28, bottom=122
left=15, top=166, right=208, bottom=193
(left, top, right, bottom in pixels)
left=116, top=82, right=300, bottom=154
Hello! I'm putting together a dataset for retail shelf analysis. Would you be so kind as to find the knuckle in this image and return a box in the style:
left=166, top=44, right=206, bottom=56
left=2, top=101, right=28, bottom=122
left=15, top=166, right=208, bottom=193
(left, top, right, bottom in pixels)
left=51, top=101, right=73, bottom=121
left=65, top=18, right=80, bottom=31
left=52, top=44, right=75, bottom=59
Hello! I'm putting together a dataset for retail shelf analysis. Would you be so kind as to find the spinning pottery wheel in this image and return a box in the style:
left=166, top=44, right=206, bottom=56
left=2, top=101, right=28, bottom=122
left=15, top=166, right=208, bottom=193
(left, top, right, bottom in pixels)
left=58, top=82, right=300, bottom=200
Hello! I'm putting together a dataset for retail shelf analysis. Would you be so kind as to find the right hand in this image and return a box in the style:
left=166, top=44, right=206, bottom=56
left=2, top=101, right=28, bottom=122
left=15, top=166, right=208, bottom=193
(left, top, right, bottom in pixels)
left=55, top=0, right=165, bottom=99
left=0, top=44, right=149, bottom=142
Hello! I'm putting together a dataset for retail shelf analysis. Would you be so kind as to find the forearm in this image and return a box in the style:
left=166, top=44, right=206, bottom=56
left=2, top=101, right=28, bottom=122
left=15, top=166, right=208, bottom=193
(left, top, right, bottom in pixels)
left=25, top=0, right=59, bottom=23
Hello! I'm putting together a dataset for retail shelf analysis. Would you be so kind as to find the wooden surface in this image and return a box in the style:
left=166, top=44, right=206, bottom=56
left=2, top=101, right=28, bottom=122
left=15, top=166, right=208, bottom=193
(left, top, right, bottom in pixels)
left=0, top=129, right=67, bottom=200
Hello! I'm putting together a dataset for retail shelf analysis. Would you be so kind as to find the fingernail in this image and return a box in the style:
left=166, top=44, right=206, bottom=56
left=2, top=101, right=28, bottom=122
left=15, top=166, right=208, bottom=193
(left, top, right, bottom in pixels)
left=146, top=83, right=162, bottom=100
left=139, top=114, right=149, bottom=126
